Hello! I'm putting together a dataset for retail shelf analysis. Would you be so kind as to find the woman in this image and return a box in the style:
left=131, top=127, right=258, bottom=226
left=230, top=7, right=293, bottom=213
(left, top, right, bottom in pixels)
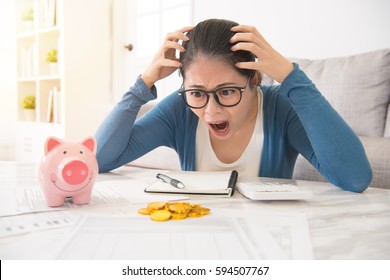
left=95, top=19, right=372, bottom=192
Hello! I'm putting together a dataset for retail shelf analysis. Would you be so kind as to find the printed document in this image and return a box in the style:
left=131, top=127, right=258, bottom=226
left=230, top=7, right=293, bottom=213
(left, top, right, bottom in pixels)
left=57, top=213, right=313, bottom=260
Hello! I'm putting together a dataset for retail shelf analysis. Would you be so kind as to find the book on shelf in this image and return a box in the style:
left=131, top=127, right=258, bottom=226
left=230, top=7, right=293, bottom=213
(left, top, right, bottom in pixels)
left=144, top=170, right=238, bottom=197
left=46, top=86, right=61, bottom=123
left=52, top=86, right=58, bottom=123
left=46, top=89, right=53, bottom=122
left=40, top=0, right=57, bottom=29
left=20, top=44, right=37, bottom=78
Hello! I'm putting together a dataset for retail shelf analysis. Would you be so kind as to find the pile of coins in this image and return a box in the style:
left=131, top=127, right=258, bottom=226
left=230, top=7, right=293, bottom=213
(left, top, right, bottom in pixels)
left=138, top=201, right=210, bottom=222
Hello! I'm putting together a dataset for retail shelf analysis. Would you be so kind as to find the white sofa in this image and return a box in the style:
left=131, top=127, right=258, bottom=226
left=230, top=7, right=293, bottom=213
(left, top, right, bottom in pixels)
left=130, top=49, right=390, bottom=189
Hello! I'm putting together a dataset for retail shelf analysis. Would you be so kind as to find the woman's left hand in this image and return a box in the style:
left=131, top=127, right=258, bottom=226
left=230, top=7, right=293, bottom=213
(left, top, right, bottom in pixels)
left=230, top=25, right=294, bottom=84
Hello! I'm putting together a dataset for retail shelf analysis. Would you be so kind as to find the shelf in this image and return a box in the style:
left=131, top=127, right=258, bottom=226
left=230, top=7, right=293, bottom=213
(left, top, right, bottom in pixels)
left=17, top=77, right=38, bottom=83
left=15, top=0, right=111, bottom=162
left=39, top=75, right=61, bottom=81
left=38, top=26, right=60, bottom=35
left=18, top=120, right=62, bottom=127
left=16, top=1, right=62, bottom=137
left=16, top=32, right=35, bottom=39
left=18, top=76, right=60, bottom=82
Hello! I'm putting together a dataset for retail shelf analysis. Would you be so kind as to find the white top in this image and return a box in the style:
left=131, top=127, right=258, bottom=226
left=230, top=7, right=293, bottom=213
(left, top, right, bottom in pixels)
left=195, top=87, right=264, bottom=177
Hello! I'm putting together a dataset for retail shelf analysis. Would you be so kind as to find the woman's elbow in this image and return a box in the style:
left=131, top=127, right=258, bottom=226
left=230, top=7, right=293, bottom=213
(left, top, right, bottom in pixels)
left=98, top=165, right=111, bottom=174
left=337, top=166, right=373, bottom=193
left=96, top=152, right=115, bottom=174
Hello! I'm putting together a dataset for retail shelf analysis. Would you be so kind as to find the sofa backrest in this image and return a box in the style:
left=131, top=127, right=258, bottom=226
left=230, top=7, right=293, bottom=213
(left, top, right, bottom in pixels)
left=289, top=49, right=390, bottom=137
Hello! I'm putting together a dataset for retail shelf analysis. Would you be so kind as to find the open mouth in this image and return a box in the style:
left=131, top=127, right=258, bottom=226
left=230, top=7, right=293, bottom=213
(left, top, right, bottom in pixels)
left=209, top=121, right=230, bottom=135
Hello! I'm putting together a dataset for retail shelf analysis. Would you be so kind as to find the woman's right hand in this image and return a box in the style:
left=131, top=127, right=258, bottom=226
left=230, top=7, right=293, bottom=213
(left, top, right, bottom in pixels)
left=141, top=26, right=193, bottom=89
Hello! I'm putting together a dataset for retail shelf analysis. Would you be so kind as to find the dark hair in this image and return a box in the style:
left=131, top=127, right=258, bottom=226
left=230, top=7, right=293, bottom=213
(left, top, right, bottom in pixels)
left=179, top=19, right=256, bottom=79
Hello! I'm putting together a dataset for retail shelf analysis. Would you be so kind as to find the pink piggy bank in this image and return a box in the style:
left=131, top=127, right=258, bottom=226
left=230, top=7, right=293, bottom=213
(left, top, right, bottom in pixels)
left=38, top=136, right=99, bottom=207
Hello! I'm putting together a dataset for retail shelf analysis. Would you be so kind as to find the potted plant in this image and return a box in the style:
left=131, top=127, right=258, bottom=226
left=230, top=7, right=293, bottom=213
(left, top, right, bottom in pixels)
left=21, top=8, right=34, bottom=33
left=46, top=49, right=58, bottom=75
left=22, top=95, right=36, bottom=121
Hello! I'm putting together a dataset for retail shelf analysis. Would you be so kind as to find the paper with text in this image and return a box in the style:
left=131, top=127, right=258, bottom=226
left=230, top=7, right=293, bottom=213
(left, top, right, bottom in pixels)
left=0, top=180, right=187, bottom=217
left=56, top=214, right=313, bottom=260
left=0, top=211, right=76, bottom=238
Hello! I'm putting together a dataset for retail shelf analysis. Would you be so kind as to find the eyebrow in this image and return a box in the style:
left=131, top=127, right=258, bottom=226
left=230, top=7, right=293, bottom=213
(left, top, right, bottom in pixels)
left=187, top=82, right=238, bottom=89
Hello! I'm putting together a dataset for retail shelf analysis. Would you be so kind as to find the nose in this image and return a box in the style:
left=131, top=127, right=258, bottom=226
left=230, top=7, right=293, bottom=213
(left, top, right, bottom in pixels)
left=204, top=94, right=222, bottom=114
left=62, top=160, right=89, bottom=185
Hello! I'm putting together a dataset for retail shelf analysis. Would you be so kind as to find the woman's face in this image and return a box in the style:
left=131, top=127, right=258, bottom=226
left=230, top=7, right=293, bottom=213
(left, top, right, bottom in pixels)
left=183, top=56, right=258, bottom=141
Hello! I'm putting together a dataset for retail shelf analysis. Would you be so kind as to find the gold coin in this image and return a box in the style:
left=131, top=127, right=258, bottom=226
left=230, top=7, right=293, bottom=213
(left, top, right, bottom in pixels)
left=187, top=208, right=204, bottom=218
left=150, top=210, right=171, bottom=222
left=187, top=207, right=211, bottom=218
left=199, top=207, right=210, bottom=215
left=138, top=201, right=210, bottom=221
left=187, top=212, right=203, bottom=218
left=168, top=202, right=191, bottom=214
left=137, top=208, right=151, bottom=215
left=171, top=213, right=187, bottom=220
left=147, top=201, right=167, bottom=211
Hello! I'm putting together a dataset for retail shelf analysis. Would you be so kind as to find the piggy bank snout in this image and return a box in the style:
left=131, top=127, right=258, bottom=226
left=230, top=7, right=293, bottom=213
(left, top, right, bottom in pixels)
left=62, top=160, right=89, bottom=185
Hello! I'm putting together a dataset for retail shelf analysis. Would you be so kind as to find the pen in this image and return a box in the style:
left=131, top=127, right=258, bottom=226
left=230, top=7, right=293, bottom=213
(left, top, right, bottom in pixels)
left=156, top=173, right=185, bottom=189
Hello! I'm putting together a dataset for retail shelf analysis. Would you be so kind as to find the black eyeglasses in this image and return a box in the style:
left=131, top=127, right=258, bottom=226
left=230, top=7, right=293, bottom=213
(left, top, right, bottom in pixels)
left=178, top=77, right=250, bottom=109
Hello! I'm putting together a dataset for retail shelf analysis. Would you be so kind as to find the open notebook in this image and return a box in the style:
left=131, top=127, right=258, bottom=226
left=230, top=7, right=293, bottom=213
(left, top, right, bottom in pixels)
left=144, top=170, right=238, bottom=197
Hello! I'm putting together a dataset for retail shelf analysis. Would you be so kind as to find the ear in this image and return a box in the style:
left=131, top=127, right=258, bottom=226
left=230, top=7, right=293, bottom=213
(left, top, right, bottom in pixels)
left=45, top=137, right=62, bottom=155
left=82, top=137, right=96, bottom=153
left=251, top=71, right=262, bottom=86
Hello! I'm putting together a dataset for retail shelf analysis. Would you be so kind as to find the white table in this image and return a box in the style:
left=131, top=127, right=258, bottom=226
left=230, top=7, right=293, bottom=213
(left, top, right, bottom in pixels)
left=0, top=161, right=389, bottom=260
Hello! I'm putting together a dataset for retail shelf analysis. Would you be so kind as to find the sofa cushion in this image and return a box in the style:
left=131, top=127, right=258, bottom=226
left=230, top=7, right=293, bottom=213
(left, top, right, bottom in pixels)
left=358, top=136, right=390, bottom=189
left=129, top=146, right=181, bottom=170
left=292, top=49, right=390, bottom=137
left=292, top=155, right=327, bottom=183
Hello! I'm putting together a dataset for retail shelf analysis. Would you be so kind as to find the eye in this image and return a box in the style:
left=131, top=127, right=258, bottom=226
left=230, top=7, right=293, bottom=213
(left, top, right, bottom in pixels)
left=80, top=151, right=83, bottom=154
left=189, top=90, right=205, bottom=98
left=218, top=88, right=236, bottom=96
left=63, top=151, right=67, bottom=155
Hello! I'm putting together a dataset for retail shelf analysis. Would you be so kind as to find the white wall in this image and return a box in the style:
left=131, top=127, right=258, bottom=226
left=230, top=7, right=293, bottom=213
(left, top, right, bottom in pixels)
left=0, top=0, right=16, bottom=160
left=194, top=0, right=390, bottom=59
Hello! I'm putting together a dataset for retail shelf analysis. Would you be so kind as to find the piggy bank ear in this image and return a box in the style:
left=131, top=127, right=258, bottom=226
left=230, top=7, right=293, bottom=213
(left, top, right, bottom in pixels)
left=45, top=137, right=62, bottom=155
left=82, top=137, right=96, bottom=153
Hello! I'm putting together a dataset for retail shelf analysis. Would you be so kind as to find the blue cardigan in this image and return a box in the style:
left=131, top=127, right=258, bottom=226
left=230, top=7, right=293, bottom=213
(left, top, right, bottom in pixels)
left=95, top=64, right=372, bottom=192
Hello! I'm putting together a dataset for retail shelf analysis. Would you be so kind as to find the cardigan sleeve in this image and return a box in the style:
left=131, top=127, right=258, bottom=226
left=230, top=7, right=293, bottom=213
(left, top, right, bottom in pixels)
left=95, top=74, right=198, bottom=173
left=95, top=77, right=166, bottom=173
left=278, top=64, right=372, bottom=192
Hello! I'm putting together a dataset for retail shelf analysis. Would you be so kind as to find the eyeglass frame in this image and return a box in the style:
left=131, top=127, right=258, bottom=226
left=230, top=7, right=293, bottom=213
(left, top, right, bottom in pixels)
left=178, top=76, right=251, bottom=109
